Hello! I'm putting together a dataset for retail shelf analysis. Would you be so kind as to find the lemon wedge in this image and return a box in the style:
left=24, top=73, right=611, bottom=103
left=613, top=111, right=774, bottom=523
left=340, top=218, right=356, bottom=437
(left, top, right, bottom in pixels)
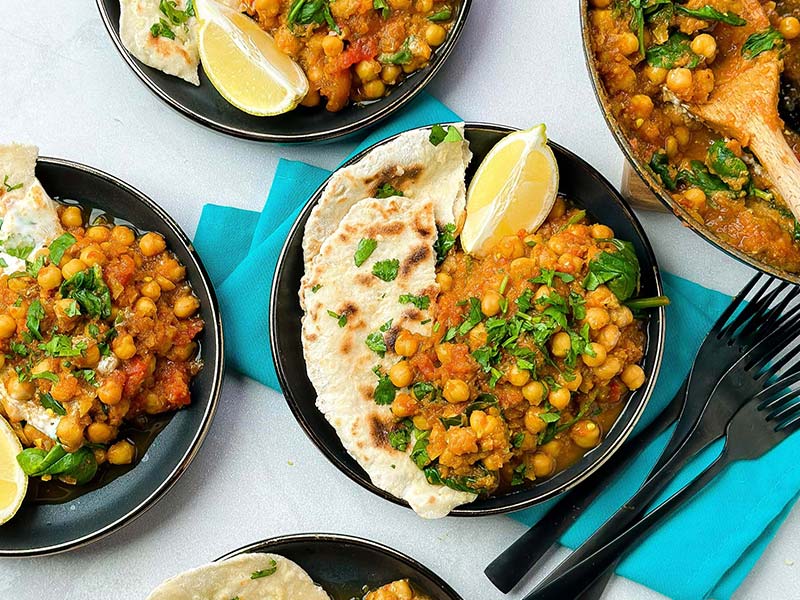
left=461, top=124, right=559, bottom=256
left=194, top=0, right=309, bottom=116
left=0, top=415, right=27, bottom=525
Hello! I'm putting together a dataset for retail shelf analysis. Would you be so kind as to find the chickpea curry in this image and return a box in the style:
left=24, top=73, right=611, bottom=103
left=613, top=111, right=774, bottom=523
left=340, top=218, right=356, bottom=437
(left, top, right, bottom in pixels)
left=589, top=0, right=800, bottom=272
left=363, top=579, right=431, bottom=600
left=1, top=204, right=204, bottom=487
left=379, top=200, right=650, bottom=496
left=243, top=0, right=455, bottom=112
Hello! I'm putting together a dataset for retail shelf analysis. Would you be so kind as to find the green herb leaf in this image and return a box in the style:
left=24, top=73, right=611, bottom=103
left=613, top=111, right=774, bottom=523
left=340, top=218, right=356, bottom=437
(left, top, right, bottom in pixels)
left=60, top=265, right=112, bottom=319
left=150, top=18, right=176, bottom=39
left=74, top=369, right=98, bottom=386
left=628, top=0, right=645, bottom=56
left=4, top=233, right=35, bottom=261
left=372, top=259, right=400, bottom=282
left=677, top=160, right=733, bottom=198
left=388, top=419, right=413, bottom=451
left=354, top=238, right=378, bottom=267
left=48, top=233, right=77, bottom=266
left=434, top=223, right=457, bottom=264
left=675, top=4, right=746, bottom=25
left=251, top=560, right=278, bottom=579
left=373, top=0, right=390, bottom=18
left=10, top=340, right=28, bottom=357
left=625, top=295, right=671, bottom=310
left=511, top=432, right=525, bottom=448
left=706, top=140, right=749, bottom=190
left=645, top=32, right=701, bottom=69
left=65, top=300, right=81, bottom=318
left=327, top=309, right=347, bottom=327
left=40, top=334, right=87, bottom=357
left=39, top=391, right=66, bottom=416
left=287, top=0, right=340, bottom=33
left=159, top=0, right=193, bottom=25
left=410, top=427, right=431, bottom=468
left=2, top=175, right=23, bottom=192
left=373, top=366, right=397, bottom=404
left=429, top=124, right=463, bottom=146
left=375, top=183, right=403, bottom=198
left=379, top=36, right=414, bottom=64
left=428, top=6, right=452, bottom=21
left=583, top=239, right=640, bottom=301
left=311, top=284, right=322, bottom=293
left=529, top=269, right=574, bottom=287
left=742, top=28, right=784, bottom=59
left=365, top=331, right=388, bottom=357
left=412, top=381, right=435, bottom=399
left=26, top=299, right=45, bottom=341
left=539, top=412, right=561, bottom=424
left=399, top=293, right=430, bottom=310
left=423, top=464, right=480, bottom=493
left=511, top=464, right=527, bottom=486
left=31, top=371, right=58, bottom=383
left=649, top=150, right=677, bottom=191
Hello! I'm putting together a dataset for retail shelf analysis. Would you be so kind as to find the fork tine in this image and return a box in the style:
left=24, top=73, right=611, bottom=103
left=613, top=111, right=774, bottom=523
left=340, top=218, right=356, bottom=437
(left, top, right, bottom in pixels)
left=719, top=277, right=778, bottom=338
left=714, top=273, right=763, bottom=336
left=747, top=316, right=800, bottom=374
left=776, top=413, right=800, bottom=436
left=767, top=396, right=800, bottom=423
left=754, top=370, right=800, bottom=401
left=760, top=385, right=800, bottom=411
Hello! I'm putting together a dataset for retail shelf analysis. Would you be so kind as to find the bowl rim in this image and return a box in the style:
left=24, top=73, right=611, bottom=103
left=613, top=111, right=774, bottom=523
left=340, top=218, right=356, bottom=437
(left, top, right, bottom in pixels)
left=0, top=156, right=225, bottom=557
left=215, top=532, right=464, bottom=600
left=94, top=0, right=473, bottom=143
left=578, top=1, right=798, bottom=284
left=269, top=121, right=666, bottom=516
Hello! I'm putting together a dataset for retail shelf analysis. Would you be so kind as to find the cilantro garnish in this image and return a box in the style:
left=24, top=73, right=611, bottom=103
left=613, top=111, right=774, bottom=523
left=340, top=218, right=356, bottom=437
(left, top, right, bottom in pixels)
left=365, top=331, right=388, bottom=357
left=372, top=366, right=397, bottom=405
left=48, top=233, right=76, bottom=266
left=378, top=36, right=413, bottom=65
left=433, top=223, right=457, bottom=264
left=372, top=259, right=400, bottom=282
left=429, top=124, right=463, bottom=146
left=327, top=309, right=347, bottom=327
left=373, top=0, right=390, bottom=18
left=2, top=175, right=23, bottom=192
left=375, top=183, right=403, bottom=198
left=429, top=6, right=452, bottom=21
left=354, top=238, right=378, bottom=267
left=399, top=294, right=430, bottom=310
left=26, top=299, right=45, bottom=341
left=251, top=559, right=278, bottom=579
left=150, top=18, right=176, bottom=39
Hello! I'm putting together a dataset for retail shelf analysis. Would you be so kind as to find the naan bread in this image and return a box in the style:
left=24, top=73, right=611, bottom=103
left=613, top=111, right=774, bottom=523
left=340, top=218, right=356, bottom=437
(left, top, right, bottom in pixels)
left=120, top=0, right=201, bottom=85
left=302, top=124, right=472, bottom=270
left=301, top=196, right=477, bottom=518
left=0, top=143, right=37, bottom=207
left=146, top=553, right=330, bottom=600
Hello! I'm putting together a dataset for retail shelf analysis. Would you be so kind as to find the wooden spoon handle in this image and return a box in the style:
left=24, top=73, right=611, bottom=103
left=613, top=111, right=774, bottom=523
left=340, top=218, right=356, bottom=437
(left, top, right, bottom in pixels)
left=748, top=115, right=800, bottom=220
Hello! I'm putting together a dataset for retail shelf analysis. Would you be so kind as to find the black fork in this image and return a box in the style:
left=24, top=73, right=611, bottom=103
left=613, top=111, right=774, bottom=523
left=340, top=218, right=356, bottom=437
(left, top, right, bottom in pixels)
left=523, top=357, right=800, bottom=598
left=523, top=305, right=800, bottom=600
left=485, top=274, right=799, bottom=594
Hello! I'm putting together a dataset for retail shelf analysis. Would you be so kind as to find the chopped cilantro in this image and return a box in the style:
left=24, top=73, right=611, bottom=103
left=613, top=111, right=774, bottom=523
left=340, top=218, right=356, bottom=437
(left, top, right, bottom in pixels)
left=373, top=366, right=397, bottom=404
left=399, top=294, right=430, bottom=310
left=429, top=124, right=463, bottom=146
left=326, top=309, right=347, bottom=327
left=31, top=371, right=59, bottom=383
left=2, top=175, right=23, bottom=192
left=354, top=238, right=378, bottom=267
left=429, top=6, right=452, bottom=21
left=311, top=284, right=322, bottom=293
left=373, top=0, right=390, bottom=18
left=372, top=259, right=400, bottom=282
left=379, top=36, right=414, bottom=65
left=26, top=299, right=45, bottom=341
left=250, top=559, right=278, bottom=579
left=433, top=223, right=457, bottom=264
left=150, top=18, right=176, bottom=39
left=375, top=183, right=403, bottom=198
left=365, top=331, right=388, bottom=357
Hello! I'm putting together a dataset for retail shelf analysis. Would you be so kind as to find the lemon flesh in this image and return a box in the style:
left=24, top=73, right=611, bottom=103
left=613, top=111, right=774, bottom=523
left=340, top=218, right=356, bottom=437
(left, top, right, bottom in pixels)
left=461, top=124, right=559, bottom=256
left=0, top=416, right=27, bottom=525
left=196, top=0, right=309, bottom=117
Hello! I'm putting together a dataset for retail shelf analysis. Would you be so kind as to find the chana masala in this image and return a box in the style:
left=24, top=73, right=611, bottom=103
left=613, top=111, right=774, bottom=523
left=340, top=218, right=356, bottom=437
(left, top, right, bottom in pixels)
left=244, top=0, right=455, bottom=112
left=1, top=204, right=203, bottom=486
left=379, top=200, right=649, bottom=495
left=589, top=0, right=800, bottom=272
left=364, top=579, right=432, bottom=600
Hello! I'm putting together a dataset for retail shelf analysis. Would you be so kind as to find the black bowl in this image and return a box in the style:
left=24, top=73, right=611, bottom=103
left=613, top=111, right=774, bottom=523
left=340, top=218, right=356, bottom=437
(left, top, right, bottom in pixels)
left=95, top=0, right=471, bottom=143
left=0, top=158, right=224, bottom=556
left=270, top=123, right=666, bottom=516
left=216, top=533, right=463, bottom=600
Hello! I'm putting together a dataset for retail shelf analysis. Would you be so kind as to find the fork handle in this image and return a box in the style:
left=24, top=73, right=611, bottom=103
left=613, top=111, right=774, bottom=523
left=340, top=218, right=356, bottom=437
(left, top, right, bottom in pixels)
left=522, top=450, right=730, bottom=600
left=483, top=381, right=686, bottom=593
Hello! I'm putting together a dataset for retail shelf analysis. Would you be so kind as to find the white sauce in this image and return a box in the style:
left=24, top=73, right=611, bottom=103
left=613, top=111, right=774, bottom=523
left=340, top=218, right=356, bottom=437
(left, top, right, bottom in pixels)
left=0, top=379, right=60, bottom=439
left=97, top=354, right=120, bottom=377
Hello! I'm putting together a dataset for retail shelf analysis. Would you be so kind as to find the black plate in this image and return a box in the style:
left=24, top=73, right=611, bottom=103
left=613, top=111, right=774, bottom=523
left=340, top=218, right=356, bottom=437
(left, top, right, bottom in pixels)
left=217, top=533, right=463, bottom=600
left=0, top=158, right=224, bottom=556
left=270, top=123, right=666, bottom=516
left=95, top=0, right=471, bottom=143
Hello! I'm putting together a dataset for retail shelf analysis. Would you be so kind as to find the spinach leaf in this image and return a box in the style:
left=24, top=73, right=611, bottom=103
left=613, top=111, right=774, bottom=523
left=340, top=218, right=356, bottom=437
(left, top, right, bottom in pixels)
left=39, top=391, right=66, bottom=416
left=423, top=464, right=480, bottom=493
left=628, top=0, right=646, bottom=56
left=378, top=37, right=413, bottom=65
left=742, top=28, right=784, bottom=59
left=410, top=427, right=431, bottom=468
left=645, top=32, right=700, bottom=69
left=584, top=239, right=640, bottom=301
left=16, top=445, right=66, bottom=475
left=677, top=160, right=733, bottom=197
left=287, top=0, right=340, bottom=33
left=31, top=371, right=59, bottom=383
left=433, top=223, right=457, bottom=263
left=354, top=238, right=377, bottom=267
left=372, top=258, right=400, bottom=281
left=26, top=255, right=45, bottom=278
left=511, top=464, right=527, bottom=486
left=706, top=140, right=749, bottom=190
left=26, top=299, right=45, bottom=341
left=17, top=444, right=98, bottom=484
left=674, top=4, right=746, bottom=26
left=48, top=232, right=76, bottom=266
left=649, top=150, right=677, bottom=191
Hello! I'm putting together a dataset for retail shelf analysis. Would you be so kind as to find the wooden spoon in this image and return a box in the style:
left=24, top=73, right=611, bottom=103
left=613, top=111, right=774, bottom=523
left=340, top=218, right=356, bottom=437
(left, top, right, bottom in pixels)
left=683, top=0, right=800, bottom=219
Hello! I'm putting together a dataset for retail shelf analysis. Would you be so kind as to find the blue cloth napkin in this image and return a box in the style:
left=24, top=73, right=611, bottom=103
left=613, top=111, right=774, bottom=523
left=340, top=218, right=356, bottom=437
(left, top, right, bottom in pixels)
left=193, top=92, right=799, bottom=600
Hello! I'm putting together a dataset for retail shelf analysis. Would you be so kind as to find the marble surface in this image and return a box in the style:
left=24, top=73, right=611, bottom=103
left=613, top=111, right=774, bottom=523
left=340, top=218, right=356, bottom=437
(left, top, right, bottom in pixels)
left=0, top=1, right=798, bottom=599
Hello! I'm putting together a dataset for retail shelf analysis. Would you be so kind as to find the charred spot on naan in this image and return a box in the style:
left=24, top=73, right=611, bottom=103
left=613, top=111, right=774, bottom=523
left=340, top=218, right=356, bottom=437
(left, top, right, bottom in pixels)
left=400, top=245, right=431, bottom=277
left=354, top=272, right=376, bottom=287
left=368, top=413, right=391, bottom=449
left=365, top=164, right=424, bottom=196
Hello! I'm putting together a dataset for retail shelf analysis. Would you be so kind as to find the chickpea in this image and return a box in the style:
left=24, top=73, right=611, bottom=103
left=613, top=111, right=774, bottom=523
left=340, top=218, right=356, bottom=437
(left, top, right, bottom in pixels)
left=80, top=245, right=106, bottom=267
left=611, top=306, right=634, bottom=328
left=585, top=306, right=611, bottom=330
left=389, top=361, right=413, bottom=388
left=436, top=272, right=453, bottom=291
left=540, top=439, right=562, bottom=458
left=394, top=330, right=419, bottom=357
left=548, top=387, right=571, bottom=410
left=87, top=422, right=116, bottom=444
left=51, top=375, right=78, bottom=402
left=135, top=297, right=157, bottom=317
left=597, top=323, right=621, bottom=351
left=666, top=68, right=692, bottom=93
left=0, top=355, right=6, bottom=371
left=644, top=65, right=667, bottom=85
left=665, top=135, right=679, bottom=158
left=581, top=342, right=607, bottom=367
left=425, top=23, right=447, bottom=46
left=524, top=406, right=547, bottom=434
left=550, top=331, right=572, bottom=358
left=590, top=0, right=612, bottom=6
left=254, top=0, right=280, bottom=13
left=76, top=344, right=101, bottom=368
left=630, top=94, right=654, bottom=119
left=570, top=419, right=602, bottom=449
left=87, top=226, right=111, bottom=242
left=557, top=253, right=583, bottom=273
left=481, top=290, right=502, bottom=317
left=322, top=34, right=344, bottom=57
left=532, top=452, right=556, bottom=478
left=300, top=89, right=321, bottom=108
left=62, top=258, right=87, bottom=280
left=60, top=206, right=83, bottom=228
left=443, top=378, right=470, bottom=403
left=416, top=0, right=433, bottom=10
left=691, top=33, right=717, bottom=61
left=112, top=334, right=137, bottom=360
left=510, top=257, right=537, bottom=279
left=435, top=343, right=453, bottom=364
left=780, top=15, right=800, bottom=39
left=57, top=417, right=85, bottom=451
left=391, top=393, right=418, bottom=418
left=522, top=381, right=545, bottom=404
left=158, top=258, right=186, bottom=283
left=621, top=364, right=646, bottom=390
left=107, top=440, right=135, bottom=465
left=363, top=79, right=386, bottom=100
left=533, top=285, right=551, bottom=311
left=497, top=235, right=525, bottom=259
left=619, top=32, right=640, bottom=55
left=355, top=60, right=381, bottom=81
left=156, top=275, right=176, bottom=291
left=37, top=264, right=62, bottom=290
left=561, top=371, right=583, bottom=392
left=468, top=322, right=488, bottom=349
left=111, top=225, right=135, bottom=245
left=174, top=295, right=200, bottom=318
left=7, top=374, right=34, bottom=400
left=139, top=232, right=166, bottom=257
left=684, top=187, right=707, bottom=210
left=0, top=314, right=17, bottom=339
left=98, top=379, right=123, bottom=405
left=674, top=125, right=691, bottom=147
left=506, top=364, right=531, bottom=387
left=169, top=342, right=197, bottom=362
left=594, top=356, right=623, bottom=380
left=140, top=279, right=162, bottom=300
left=381, top=64, right=402, bottom=85
left=590, top=224, right=614, bottom=239
left=412, top=415, right=429, bottom=430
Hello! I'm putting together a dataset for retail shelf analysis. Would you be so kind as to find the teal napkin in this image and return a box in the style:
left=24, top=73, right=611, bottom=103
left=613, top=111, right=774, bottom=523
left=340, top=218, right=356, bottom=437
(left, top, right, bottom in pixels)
left=193, top=92, right=799, bottom=600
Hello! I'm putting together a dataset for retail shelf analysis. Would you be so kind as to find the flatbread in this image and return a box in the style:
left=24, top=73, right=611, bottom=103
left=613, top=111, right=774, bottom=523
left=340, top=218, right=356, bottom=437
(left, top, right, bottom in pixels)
left=146, top=553, right=330, bottom=600
left=120, top=0, right=201, bottom=85
left=301, top=196, right=477, bottom=518
left=0, top=143, right=38, bottom=208
left=302, top=124, right=472, bottom=271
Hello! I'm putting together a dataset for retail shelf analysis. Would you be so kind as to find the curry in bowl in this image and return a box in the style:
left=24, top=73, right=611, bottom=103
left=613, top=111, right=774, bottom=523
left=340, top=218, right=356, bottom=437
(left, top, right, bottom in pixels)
left=588, top=0, right=800, bottom=273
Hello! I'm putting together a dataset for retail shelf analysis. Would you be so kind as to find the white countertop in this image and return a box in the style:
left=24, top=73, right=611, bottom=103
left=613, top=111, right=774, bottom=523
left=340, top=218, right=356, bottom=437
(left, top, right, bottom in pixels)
left=0, top=1, right=798, bottom=599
